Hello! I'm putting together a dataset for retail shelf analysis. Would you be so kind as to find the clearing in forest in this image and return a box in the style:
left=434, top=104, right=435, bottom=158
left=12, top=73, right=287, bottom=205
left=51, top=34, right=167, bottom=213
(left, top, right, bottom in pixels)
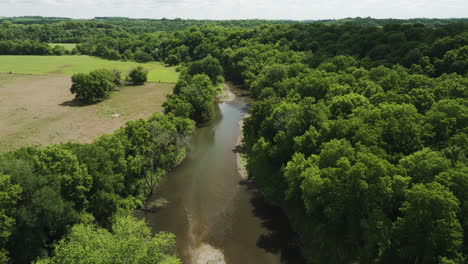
left=0, top=74, right=173, bottom=151
left=0, top=55, right=179, bottom=83
left=48, top=43, right=78, bottom=51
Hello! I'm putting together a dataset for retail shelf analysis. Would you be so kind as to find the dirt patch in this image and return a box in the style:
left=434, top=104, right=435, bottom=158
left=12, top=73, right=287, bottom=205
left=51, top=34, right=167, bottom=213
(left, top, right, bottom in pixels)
left=191, top=243, right=226, bottom=264
left=0, top=74, right=172, bottom=152
left=59, top=64, right=72, bottom=68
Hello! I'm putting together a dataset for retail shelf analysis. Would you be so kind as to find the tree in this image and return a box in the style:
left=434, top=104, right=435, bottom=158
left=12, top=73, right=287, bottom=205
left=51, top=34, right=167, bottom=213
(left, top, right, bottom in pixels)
left=64, top=142, right=125, bottom=227
left=436, top=45, right=468, bottom=75
left=187, top=55, right=224, bottom=85
left=35, top=216, right=180, bottom=264
left=0, top=173, right=21, bottom=263
left=168, top=74, right=216, bottom=123
left=163, top=95, right=194, bottom=118
left=435, top=168, right=468, bottom=252
left=70, top=69, right=120, bottom=103
left=0, top=152, right=82, bottom=263
left=425, top=99, right=468, bottom=143
left=134, top=49, right=153, bottom=63
left=329, top=93, right=370, bottom=118
left=398, top=148, right=451, bottom=183
left=128, top=66, right=148, bottom=85
left=392, top=183, right=463, bottom=264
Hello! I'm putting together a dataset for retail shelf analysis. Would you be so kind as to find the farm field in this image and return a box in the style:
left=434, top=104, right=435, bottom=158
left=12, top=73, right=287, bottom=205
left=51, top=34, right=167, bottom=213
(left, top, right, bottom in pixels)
left=0, top=55, right=179, bottom=83
left=0, top=73, right=173, bottom=151
left=49, top=43, right=77, bottom=51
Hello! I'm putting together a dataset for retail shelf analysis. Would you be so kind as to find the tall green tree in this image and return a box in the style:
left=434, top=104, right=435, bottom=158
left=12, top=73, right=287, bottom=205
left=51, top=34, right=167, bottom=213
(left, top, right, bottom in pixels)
left=0, top=173, right=21, bottom=263
left=127, top=66, right=148, bottom=85
left=35, top=216, right=180, bottom=264
left=70, top=69, right=121, bottom=103
left=392, top=183, right=463, bottom=264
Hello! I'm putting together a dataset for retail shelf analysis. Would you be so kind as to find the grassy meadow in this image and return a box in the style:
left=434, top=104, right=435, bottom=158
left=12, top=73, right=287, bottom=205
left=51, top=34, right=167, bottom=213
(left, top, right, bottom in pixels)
left=49, top=43, right=78, bottom=51
left=0, top=55, right=179, bottom=83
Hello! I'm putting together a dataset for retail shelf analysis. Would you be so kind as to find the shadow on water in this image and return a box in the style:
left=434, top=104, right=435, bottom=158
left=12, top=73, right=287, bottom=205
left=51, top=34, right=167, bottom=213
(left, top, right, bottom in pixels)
left=238, top=180, right=306, bottom=264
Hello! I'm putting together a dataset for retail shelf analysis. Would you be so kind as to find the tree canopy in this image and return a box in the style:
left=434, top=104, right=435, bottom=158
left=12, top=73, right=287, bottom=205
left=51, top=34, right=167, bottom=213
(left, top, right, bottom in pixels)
left=35, top=216, right=180, bottom=264
left=127, top=66, right=148, bottom=85
left=70, top=69, right=121, bottom=102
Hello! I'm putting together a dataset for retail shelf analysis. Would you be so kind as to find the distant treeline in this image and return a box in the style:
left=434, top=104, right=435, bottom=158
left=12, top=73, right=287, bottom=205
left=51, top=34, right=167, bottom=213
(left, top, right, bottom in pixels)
left=0, top=40, right=74, bottom=55
left=1, top=19, right=466, bottom=77
left=316, top=17, right=468, bottom=27
left=82, top=21, right=467, bottom=77
left=0, top=16, right=467, bottom=42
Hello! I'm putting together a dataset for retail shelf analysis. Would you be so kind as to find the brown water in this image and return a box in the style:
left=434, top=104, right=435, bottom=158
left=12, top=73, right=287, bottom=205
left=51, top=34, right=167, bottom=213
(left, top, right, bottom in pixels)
left=138, top=84, right=305, bottom=264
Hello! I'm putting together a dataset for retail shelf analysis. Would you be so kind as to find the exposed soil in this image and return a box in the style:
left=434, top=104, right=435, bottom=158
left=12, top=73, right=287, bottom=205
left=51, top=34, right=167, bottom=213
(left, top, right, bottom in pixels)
left=0, top=74, right=172, bottom=151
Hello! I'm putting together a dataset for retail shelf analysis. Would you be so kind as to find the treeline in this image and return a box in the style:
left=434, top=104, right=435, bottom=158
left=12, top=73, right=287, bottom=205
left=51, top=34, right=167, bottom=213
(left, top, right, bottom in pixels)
left=0, top=18, right=288, bottom=43
left=249, top=22, right=468, bottom=75
left=316, top=17, right=468, bottom=27
left=0, top=40, right=74, bottom=55
left=1, top=18, right=467, bottom=72
left=0, top=113, right=195, bottom=263
left=66, top=21, right=467, bottom=78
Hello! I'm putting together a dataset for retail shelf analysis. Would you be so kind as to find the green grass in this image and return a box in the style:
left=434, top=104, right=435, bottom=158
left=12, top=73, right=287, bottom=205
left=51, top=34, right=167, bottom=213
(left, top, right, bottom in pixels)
left=48, top=43, right=77, bottom=51
left=0, top=55, right=179, bottom=83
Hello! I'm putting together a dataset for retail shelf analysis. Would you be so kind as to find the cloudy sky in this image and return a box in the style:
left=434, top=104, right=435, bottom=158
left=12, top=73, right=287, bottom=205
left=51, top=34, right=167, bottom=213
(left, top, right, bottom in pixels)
left=0, top=0, right=466, bottom=20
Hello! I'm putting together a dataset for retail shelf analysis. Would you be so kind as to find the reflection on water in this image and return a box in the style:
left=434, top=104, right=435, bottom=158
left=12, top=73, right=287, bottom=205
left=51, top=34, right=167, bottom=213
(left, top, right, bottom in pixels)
left=136, top=84, right=305, bottom=264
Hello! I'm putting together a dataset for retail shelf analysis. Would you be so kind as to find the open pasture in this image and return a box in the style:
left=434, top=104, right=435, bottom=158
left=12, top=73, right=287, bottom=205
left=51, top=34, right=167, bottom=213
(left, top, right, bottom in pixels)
left=0, top=55, right=179, bottom=83
left=48, top=43, right=78, bottom=51
left=0, top=74, right=173, bottom=151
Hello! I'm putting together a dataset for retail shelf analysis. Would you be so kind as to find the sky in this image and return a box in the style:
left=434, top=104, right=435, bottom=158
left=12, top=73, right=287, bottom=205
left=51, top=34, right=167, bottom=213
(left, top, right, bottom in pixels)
left=0, top=0, right=467, bottom=20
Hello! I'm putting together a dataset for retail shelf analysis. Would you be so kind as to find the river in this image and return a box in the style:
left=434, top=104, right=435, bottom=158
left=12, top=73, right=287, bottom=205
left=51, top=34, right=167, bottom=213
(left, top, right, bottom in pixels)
left=137, top=83, right=305, bottom=264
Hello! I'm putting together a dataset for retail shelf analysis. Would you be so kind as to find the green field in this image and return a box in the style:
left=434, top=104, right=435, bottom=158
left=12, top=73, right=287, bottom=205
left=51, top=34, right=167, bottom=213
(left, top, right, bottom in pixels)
left=49, top=43, right=78, bottom=51
left=0, top=55, right=179, bottom=83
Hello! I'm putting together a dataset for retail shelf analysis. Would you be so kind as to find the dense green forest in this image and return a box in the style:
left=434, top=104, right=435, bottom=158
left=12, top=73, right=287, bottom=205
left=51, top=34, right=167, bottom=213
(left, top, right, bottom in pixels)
left=0, top=113, right=194, bottom=263
left=0, top=17, right=467, bottom=264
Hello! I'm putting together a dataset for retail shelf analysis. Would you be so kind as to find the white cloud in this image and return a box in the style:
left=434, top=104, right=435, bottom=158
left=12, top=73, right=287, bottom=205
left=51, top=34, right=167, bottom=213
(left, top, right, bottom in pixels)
left=0, top=0, right=467, bottom=19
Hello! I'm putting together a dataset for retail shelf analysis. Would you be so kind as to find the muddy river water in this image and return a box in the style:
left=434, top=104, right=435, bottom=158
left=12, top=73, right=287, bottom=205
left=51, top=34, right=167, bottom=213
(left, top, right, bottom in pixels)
left=138, top=84, right=305, bottom=264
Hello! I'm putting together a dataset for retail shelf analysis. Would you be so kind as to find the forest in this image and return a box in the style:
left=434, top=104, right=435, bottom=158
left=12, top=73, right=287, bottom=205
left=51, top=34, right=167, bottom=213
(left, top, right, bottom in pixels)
left=0, top=17, right=467, bottom=264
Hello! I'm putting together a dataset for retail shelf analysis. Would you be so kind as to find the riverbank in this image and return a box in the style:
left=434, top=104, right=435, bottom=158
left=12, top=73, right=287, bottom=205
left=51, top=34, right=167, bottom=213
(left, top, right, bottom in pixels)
left=217, top=82, right=236, bottom=102
left=219, top=82, right=250, bottom=180
left=236, top=113, right=250, bottom=179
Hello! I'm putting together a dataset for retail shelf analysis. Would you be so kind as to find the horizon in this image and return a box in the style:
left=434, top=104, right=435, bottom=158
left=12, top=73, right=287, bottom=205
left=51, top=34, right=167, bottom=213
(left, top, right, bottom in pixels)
left=1, top=16, right=468, bottom=21
left=1, top=0, right=467, bottom=20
